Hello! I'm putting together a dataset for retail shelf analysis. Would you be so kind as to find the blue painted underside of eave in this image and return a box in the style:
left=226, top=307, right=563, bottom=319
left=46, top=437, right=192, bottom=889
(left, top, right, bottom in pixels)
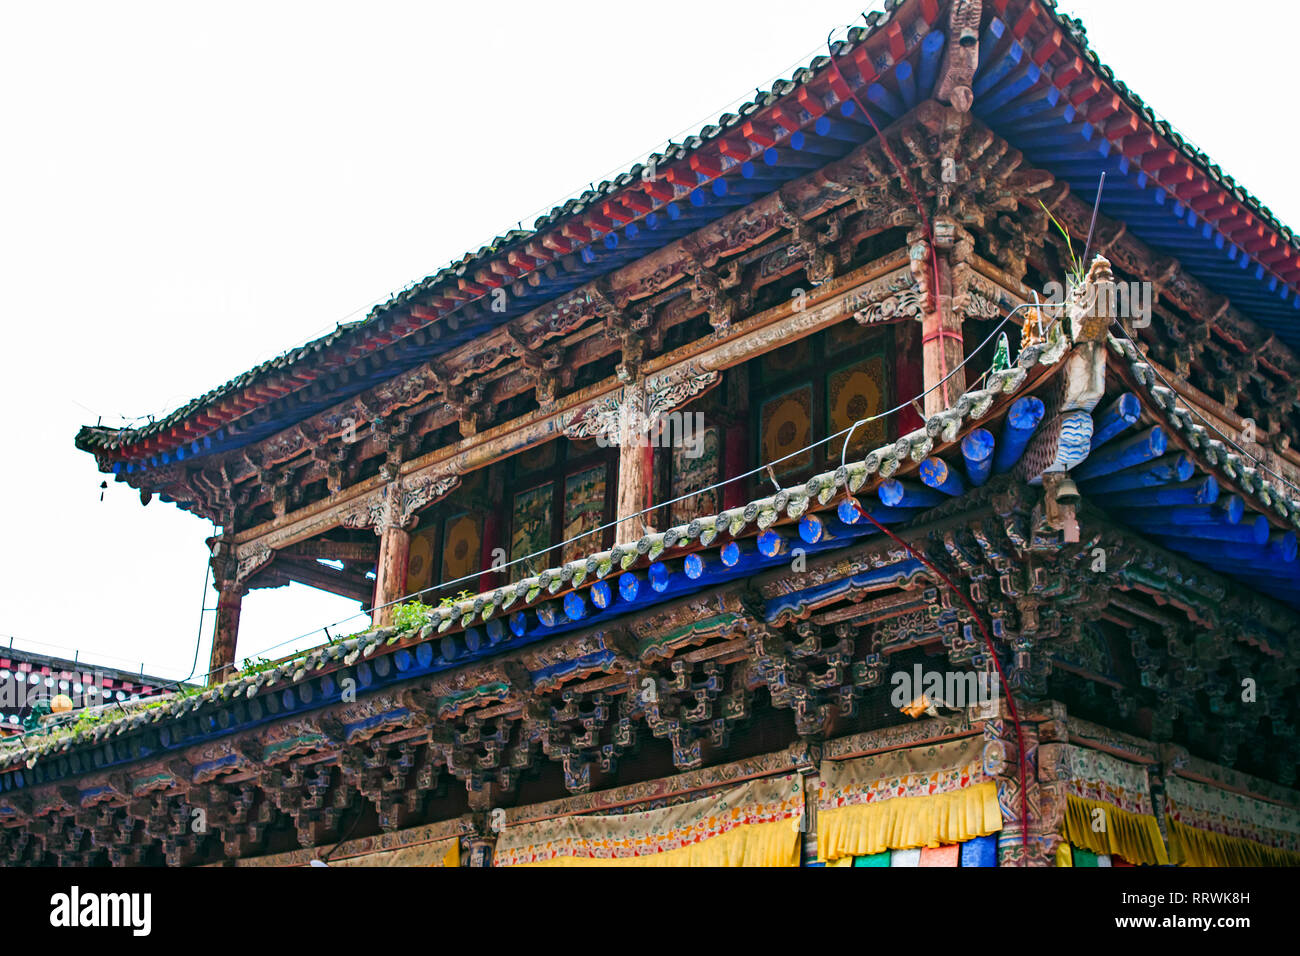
left=970, top=21, right=1299, bottom=349
left=28, top=394, right=1300, bottom=790
left=1, top=520, right=921, bottom=789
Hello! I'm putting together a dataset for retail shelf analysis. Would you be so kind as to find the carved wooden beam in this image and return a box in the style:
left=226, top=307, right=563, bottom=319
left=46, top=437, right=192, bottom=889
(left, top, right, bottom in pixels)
left=282, top=539, right=379, bottom=563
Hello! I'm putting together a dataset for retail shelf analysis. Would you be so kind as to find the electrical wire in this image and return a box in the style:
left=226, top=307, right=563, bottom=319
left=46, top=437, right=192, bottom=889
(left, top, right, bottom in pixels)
left=227, top=299, right=1046, bottom=675
left=842, top=501, right=1030, bottom=862
left=318, top=801, right=367, bottom=865
left=40, top=275, right=1062, bottom=721
left=0, top=636, right=156, bottom=673
left=178, top=532, right=215, bottom=686
left=837, top=305, right=1073, bottom=864
left=73, top=52, right=1066, bottom=687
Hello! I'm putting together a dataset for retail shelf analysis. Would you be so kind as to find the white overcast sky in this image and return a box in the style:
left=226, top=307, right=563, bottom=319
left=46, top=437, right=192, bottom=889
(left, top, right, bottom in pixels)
left=2, top=1, right=1296, bottom=682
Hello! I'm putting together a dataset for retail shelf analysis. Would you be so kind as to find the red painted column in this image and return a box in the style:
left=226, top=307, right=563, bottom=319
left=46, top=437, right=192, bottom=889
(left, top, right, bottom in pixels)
left=479, top=510, right=502, bottom=593
left=722, top=417, right=749, bottom=510
left=921, top=255, right=964, bottom=417
left=894, top=321, right=925, bottom=436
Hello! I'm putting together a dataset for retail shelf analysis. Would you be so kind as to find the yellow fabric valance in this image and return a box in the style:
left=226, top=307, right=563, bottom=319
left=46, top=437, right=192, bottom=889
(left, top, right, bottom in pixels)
left=330, top=836, right=460, bottom=867
left=817, top=736, right=1002, bottom=862
left=1064, top=795, right=1168, bottom=866
left=1164, top=775, right=1300, bottom=867
left=493, top=774, right=803, bottom=867
left=1060, top=747, right=1168, bottom=866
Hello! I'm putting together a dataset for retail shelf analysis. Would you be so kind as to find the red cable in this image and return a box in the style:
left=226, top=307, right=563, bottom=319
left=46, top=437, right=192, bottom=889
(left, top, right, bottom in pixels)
left=825, top=29, right=1030, bottom=864
left=847, top=498, right=1031, bottom=863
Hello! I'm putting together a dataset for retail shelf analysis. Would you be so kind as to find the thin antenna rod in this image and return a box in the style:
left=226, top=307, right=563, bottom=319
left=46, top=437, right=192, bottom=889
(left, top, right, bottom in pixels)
left=1081, top=171, right=1106, bottom=268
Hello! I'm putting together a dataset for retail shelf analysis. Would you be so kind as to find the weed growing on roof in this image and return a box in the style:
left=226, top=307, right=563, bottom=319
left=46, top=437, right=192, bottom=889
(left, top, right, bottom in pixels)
left=1039, top=199, right=1083, bottom=287
left=391, top=601, right=434, bottom=632
left=236, top=656, right=277, bottom=679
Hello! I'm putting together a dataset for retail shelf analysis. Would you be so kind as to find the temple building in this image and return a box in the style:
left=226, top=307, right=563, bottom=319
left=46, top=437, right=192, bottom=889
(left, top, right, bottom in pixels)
left=11, top=0, right=1297, bottom=866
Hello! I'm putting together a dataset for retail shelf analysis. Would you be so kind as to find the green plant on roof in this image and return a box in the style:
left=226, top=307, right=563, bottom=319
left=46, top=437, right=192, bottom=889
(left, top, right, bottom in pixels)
left=336, top=624, right=372, bottom=643
left=236, top=656, right=277, bottom=679
left=438, top=590, right=475, bottom=609
left=1038, top=199, right=1084, bottom=288
left=391, top=601, right=434, bottom=632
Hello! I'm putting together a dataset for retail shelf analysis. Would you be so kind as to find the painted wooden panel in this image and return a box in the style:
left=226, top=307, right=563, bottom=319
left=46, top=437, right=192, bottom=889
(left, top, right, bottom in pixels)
left=562, top=465, right=608, bottom=563
left=510, top=482, right=554, bottom=581
left=759, top=384, right=813, bottom=477
left=405, top=526, right=438, bottom=596
left=670, top=426, right=720, bottom=525
left=827, top=352, right=888, bottom=461
left=441, top=512, right=482, bottom=585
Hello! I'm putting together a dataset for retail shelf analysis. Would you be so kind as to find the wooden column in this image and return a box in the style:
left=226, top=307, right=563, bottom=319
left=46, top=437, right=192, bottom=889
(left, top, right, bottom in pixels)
left=613, top=384, right=654, bottom=546
left=615, top=440, right=654, bottom=545
left=207, top=585, right=243, bottom=687
left=206, top=533, right=245, bottom=687
left=372, top=524, right=411, bottom=627
left=920, top=252, right=964, bottom=417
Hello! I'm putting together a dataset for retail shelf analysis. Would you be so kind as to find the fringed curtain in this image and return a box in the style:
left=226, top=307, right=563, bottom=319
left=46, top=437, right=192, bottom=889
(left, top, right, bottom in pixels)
left=1061, top=745, right=1168, bottom=866
left=816, top=737, right=1002, bottom=863
left=1164, top=775, right=1300, bottom=867
left=330, top=836, right=460, bottom=867
left=493, top=774, right=803, bottom=867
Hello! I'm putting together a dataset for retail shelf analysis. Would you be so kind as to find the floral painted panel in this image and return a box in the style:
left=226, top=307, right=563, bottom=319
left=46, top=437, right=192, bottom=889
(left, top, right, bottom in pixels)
left=441, top=512, right=482, bottom=585
left=1064, top=746, right=1156, bottom=816
left=405, top=526, right=438, bottom=596
left=1164, top=775, right=1300, bottom=852
left=818, top=737, right=991, bottom=809
left=510, top=482, right=554, bottom=581
left=494, top=775, right=803, bottom=866
left=759, top=384, right=813, bottom=477
left=827, top=353, right=887, bottom=460
left=562, top=465, right=607, bottom=564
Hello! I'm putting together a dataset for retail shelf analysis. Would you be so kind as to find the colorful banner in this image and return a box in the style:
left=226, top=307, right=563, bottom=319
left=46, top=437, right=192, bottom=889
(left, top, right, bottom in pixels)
left=1164, top=775, right=1300, bottom=867
left=494, top=775, right=804, bottom=867
left=1061, top=745, right=1168, bottom=866
left=817, top=737, right=1002, bottom=862
left=330, top=837, right=459, bottom=868
left=232, top=820, right=469, bottom=867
